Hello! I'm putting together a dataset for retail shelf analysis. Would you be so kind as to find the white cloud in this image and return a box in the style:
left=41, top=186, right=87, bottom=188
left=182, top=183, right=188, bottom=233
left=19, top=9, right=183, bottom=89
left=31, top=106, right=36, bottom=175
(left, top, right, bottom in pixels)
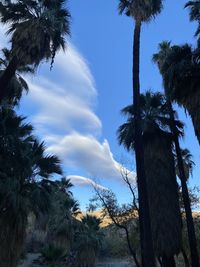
left=0, top=25, right=9, bottom=49
left=19, top=44, right=102, bottom=138
left=26, top=79, right=101, bottom=136
left=0, top=23, right=136, bottom=189
left=47, top=132, right=126, bottom=179
left=23, top=45, right=136, bottom=188
left=55, top=43, right=96, bottom=97
left=68, top=175, right=107, bottom=191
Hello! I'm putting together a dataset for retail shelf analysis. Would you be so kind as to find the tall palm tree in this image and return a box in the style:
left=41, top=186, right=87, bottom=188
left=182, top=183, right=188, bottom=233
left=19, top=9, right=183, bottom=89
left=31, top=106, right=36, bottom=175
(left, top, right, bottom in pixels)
left=0, top=107, right=62, bottom=267
left=118, top=91, right=182, bottom=267
left=175, top=148, right=196, bottom=267
left=153, top=42, right=200, bottom=267
left=0, top=0, right=71, bottom=101
left=0, top=48, right=34, bottom=106
left=118, top=1, right=163, bottom=265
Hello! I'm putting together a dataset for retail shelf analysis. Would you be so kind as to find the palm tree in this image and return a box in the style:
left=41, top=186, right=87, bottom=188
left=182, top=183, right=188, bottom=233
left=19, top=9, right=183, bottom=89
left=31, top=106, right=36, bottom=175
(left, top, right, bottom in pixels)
left=118, top=91, right=182, bottom=267
left=175, top=148, right=196, bottom=267
left=154, top=42, right=200, bottom=144
left=185, top=0, right=200, bottom=40
left=153, top=42, right=200, bottom=267
left=175, top=148, right=195, bottom=181
left=175, top=148, right=195, bottom=267
left=0, top=0, right=71, bottom=101
left=73, top=215, right=104, bottom=267
left=118, top=1, right=163, bottom=265
left=0, top=107, right=62, bottom=267
left=0, top=48, right=34, bottom=106
left=46, top=178, right=81, bottom=256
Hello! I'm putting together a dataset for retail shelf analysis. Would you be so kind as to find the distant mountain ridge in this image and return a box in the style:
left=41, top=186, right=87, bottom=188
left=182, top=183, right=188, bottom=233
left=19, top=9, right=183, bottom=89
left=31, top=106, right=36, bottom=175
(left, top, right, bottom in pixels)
left=77, top=210, right=200, bottom=228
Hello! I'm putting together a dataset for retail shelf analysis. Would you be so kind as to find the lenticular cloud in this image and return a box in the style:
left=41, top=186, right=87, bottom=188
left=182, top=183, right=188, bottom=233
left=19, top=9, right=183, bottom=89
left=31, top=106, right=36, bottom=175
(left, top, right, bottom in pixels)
left=0, top=34, right=135, bottom=187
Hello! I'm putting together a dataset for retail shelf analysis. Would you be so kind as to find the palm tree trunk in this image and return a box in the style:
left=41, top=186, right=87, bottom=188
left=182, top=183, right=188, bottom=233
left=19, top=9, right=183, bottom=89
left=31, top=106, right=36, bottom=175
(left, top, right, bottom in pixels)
left=167, top=99, right=199, bottom=267
left=0, top=56, right=18, bottom=103
left=132, top=20, right=155, bottom=267
left=181, top=248, right=190, bottom=267
left=158, top=257, right=163, bottom=267
left=162, top=255, right=176, bottom=267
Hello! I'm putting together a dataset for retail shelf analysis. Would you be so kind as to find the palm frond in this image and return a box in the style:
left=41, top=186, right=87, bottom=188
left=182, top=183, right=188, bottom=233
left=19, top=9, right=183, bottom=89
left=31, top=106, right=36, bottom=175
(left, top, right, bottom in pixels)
left=118, top=0, right=163, bottom=22
left=0, top=0, right=71, bottom=68
left=185, top=0, right=200, bottom=22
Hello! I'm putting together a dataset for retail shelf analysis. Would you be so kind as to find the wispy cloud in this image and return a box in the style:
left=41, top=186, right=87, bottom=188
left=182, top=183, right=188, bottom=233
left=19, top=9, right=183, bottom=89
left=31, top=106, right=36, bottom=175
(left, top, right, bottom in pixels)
left=68, top=175, right=107, bottom=191
left=25, top=45, right=137, bottom=186
left=47, top=132, right=134, bottom=181
left=25, top=79, right=101, bottom=137
left=0, top=23, right=136, bottom=189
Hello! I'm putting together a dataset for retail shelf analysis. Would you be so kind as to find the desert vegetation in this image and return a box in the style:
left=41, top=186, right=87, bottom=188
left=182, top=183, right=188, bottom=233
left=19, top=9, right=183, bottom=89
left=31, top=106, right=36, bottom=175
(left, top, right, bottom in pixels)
left=0, top=0, right=200, bottom=267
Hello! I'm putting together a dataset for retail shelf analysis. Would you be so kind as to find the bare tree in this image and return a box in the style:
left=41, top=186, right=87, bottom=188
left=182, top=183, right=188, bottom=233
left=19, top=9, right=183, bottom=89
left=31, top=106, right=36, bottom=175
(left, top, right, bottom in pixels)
left=88, top=167, right=140, bottom=267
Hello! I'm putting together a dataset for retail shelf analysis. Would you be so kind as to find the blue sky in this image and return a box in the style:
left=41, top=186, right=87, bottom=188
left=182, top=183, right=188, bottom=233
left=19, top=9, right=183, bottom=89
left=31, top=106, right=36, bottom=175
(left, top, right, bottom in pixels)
left=0, top=0, right=200, bottom=209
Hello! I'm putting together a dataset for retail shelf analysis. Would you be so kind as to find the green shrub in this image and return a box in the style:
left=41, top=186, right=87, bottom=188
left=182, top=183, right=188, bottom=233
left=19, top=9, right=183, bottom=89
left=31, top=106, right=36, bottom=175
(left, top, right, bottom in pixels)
left=100, top=229, right=129, bottom=258
left=42, top=244, right=64, bottom=262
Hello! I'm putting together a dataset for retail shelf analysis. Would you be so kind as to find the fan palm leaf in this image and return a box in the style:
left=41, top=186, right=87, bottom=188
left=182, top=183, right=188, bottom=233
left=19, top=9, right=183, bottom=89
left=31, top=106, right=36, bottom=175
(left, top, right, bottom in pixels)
left=0, top=0, right=70, bottom=67
left=0, top=0, right=71, bottom=100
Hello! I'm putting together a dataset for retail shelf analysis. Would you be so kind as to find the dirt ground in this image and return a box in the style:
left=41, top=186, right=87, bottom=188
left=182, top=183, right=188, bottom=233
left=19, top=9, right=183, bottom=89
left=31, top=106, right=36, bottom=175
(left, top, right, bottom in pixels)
left=21, top=254, right=41, bottom=267
left=96, top=258, right=131, bottom=267
left=21, top=254, right=132, bottom=267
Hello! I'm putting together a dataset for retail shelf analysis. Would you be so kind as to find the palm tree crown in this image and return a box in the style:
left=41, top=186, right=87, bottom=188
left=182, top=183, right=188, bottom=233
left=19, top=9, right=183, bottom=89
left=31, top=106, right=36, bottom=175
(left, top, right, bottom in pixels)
left=154, top=43, right=199, bottom=103
left=118, top=91, right=183, bottom=150
left=0, top=0, right=71, bottom=67
left=154, top=41, right=200, bottom=146
left=118, top=0, right=163, bottom=22
left=175, top=148, right=195, bottom=181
